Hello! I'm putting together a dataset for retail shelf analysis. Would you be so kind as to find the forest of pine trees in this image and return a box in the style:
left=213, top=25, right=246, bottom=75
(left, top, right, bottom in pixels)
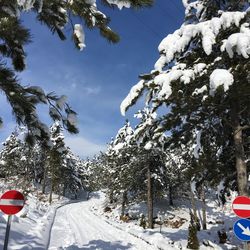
left=0, top=123, right=87, bottom=202
left=0, top=0, right=249, bottom=249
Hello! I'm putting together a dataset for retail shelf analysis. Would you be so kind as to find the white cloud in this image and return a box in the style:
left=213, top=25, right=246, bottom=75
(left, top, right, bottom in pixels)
left=82, top=86, right=101, bottom=95
left=65, top=135, right=106, bottom=158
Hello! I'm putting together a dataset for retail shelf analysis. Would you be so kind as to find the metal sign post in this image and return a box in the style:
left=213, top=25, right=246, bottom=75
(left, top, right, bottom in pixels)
left=3, top=215, right=12, bottom=250
left=243, top=242, right=248, bottom=250
left=0, top=190, right=25, bottom=250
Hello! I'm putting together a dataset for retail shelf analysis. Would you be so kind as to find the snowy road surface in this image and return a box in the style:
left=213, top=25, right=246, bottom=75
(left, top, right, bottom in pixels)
left=48, top=198, right=158, bottom=250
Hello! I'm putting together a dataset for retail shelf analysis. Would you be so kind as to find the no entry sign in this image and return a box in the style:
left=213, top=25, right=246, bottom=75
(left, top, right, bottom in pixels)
left=0, top=190, right=25, bottom=215
left=0, top=190, right=25, bottom=250
left=232, top=196, right=250, bottom=218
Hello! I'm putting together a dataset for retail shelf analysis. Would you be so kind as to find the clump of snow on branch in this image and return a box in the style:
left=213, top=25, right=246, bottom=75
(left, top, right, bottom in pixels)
left=37, top=0, right=43, bottom=13
left=74, top=24, right=86, bottom=51
left=85, top=0, right=96, bottom=5
left=155, top=11, right=246, bottom=71
left=182, top=0, right=204, bottom=20
left=144, top=141, right=153, bottom=150
left=192, top=85, right=207, bottom=96
left=17, top=0, right=35, bottom=11
left=192, top=129, right=202, bottom=159
left=106, top=0, right=131, bottom=10
left=221, top=23, right=250, bottom=58
left=56, top=95, right=67, bottom=110
left=209, top=69, right=234, bottom=96
left=67, top=113, right=78, bottom=126
left=120, top=80, right=144, bottom=116
left=156, top=70, right=183, bottom=99
left=194, top=63, right=207, bottom=74
left=190, top=178, right=197, bottom=196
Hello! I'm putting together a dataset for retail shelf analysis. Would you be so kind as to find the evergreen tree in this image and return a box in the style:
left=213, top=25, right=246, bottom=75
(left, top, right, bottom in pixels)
left=104, top=121, right=135, bottom=204
left=48, top=122, right=68, bottom=202
left=97, top=118, right=167, bottom=228
left=132, top=107, right=167, bottom=229
left=0, top=130, right=23, bottom=179
left=63, top=148, right=82, bottom=198
left=0, top=124, right=86, bottom=199
left=81, top=156, right=102, bottom=197
left=121, top=0, right=250, bottom=197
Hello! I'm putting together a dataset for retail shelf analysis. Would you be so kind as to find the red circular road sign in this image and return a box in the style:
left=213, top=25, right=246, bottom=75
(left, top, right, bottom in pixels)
left=0, top=190, right=25, bottom=215
left=232, top=196, right=250, bottom=218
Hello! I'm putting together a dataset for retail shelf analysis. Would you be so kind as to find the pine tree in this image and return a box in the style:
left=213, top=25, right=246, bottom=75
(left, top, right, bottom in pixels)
left=99, top=117, right=168, bottom=228
left=81, top=157, right=100, bottom=198
left=104, top=121, right=136, bottom=205
left=47, top=121, right=84, bottom=201
left=63, top=148, right=82, bottom=198
left=48, top=122, right=68, bottom=203
left=0, top=130, right=23, bottom=179
left=121, top=0, right=250, bottom=197
left=132, top=107, right=168, bottom=229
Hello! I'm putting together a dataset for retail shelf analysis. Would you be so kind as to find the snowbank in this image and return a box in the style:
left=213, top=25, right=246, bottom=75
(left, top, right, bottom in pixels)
left=90, top=191, right=241, bottom=250
left=0, top=182, right=70, bottom=249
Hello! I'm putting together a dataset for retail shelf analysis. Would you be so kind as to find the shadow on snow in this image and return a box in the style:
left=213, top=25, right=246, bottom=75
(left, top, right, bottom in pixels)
left=63, top=240, right=133, bottom=249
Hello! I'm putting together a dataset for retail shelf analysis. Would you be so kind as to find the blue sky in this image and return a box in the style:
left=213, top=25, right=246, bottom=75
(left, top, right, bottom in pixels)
left=0, top=0, right=184, bottom=158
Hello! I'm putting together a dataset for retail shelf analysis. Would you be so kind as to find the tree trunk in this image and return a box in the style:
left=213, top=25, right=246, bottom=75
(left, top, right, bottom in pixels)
left=187, top=212, right=199, bottom=250
left=201, top=183, right=207, bottom=230
left=147, top=165, right=154, bottom=229
left=42, top=166, right=47, bottom=194
left=169, top=184, right=174, bottom=206
left=63, top=183, right=66, bottom=197
left=49, top=181, right=53, bottom=204
left=109, top=191, right=114, bottom=204
left=231, top=100, right=250, bottom=250
left=231, top=100, right=248, bottom=196
left=190, top=187, right=200, bottom=231
left=121, top=191, right=127, bottom=216
left=87, top=191, right=91, bottom=200
left=233, top=125, right=248, bottom=196
left=49, top=171, right=55, bottom=204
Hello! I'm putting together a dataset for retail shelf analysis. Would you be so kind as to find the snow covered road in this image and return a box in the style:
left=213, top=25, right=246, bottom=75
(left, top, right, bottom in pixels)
left=48, top=198, right=158, bottom=250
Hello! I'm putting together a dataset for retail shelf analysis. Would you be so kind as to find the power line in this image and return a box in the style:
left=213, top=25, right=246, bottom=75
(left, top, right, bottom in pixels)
left=166, top=0, right=184, bottom=14
left=159, top=0, right=183, bottom=14
left=155, top=2, right=183, bottom=25
left=129, top=1, right=185, bottom=42
left=130, top=11, right=163, bottom=39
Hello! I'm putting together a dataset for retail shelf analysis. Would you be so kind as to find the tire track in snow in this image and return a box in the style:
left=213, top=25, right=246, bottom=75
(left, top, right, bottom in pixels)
left=48, top=200, right=158, bottom=250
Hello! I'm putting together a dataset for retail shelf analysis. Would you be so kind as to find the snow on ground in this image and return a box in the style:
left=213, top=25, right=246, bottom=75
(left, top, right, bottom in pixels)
left=90, top=192, right=242, bottom=250
left=49, top=192, right=158, bottom=250
left=0, top=179, right=69, bottom=250
left=0, top=182, right=244, bottom=250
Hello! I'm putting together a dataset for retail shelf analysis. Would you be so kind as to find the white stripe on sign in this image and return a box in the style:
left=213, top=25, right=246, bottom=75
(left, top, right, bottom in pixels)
left=0, top=199, right=24, bottom=206
left=233, top=204, right=250, bottom=210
